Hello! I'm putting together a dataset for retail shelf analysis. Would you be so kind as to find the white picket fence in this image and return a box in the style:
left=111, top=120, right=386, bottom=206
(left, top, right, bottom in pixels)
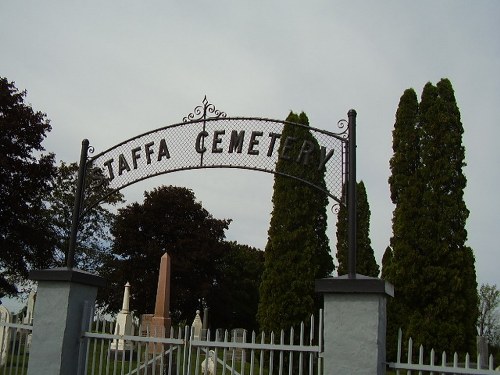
left=388, top=329, right=499, bottom=374
left=79, top=307, right=323, bottom=375
left=0, top=320, right=32, bottom=374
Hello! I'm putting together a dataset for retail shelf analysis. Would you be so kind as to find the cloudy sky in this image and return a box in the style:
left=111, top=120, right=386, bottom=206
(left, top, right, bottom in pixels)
left=1, top=1, right=499, bottom=310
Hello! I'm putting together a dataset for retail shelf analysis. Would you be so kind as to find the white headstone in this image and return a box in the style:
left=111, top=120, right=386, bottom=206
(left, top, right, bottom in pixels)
left=23, top=290, right=36, bottom=325
left=110, top=282, right=134, bottom=352
left=0, top=305, right=12, bottom=366
left=192, top=310, right=203, bottom=340
left=231, top=328, right=247, bottom=360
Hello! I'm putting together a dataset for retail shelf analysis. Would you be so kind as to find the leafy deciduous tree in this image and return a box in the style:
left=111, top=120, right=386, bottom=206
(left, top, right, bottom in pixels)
left=0, top=77, right=56, bottom=296
left=209, top=241, right=264, bottom=332
left=478, top=283, right=500, bottom=346
left=98, top=185, right=231, bottom=325
left=48, top=161, right=124, bottom=272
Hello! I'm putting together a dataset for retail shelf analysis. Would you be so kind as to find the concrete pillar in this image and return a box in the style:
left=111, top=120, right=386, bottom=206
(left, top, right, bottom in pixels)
left=316, top=275, right=394, bottom=375
left=27, top=268, right=105, bottom=375
left=477, top=335, right=489, bottom=368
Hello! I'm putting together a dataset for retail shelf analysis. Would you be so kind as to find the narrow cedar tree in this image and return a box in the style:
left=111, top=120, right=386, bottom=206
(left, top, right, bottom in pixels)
left=412, top=79, right=477, bottom=354
left=387, top=80, right=478, bottom=355
left=257, top=111, right=333, bottom=333
left=386, top=88, right=421, bottom=358
left=0, top=77, right=56, bottom=296
left=336, top=181, right=379, bottom=277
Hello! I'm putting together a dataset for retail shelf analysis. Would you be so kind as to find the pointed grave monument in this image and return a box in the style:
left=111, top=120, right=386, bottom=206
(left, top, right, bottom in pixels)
left=151, top=253, right=172, bottom=338
left=110, top=282, right=134, bottom=352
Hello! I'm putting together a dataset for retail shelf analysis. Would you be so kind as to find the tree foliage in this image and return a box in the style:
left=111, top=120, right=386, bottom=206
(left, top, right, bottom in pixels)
left=384, top=88, right=421, bottom=358
left=0, top=77, right=56, bottom=296
left=209, top=241, right=264, bottom=332
left=257, top=111, right=333, bottom=333
left=336, top=181, right=379, bottom=277
left=478, top=283, right=500, bottom=346
left=97, top=185, right=233, bottom=325
left=47, top=161, right=124, bottom=272
left=385, top=79, right=478, bottom=356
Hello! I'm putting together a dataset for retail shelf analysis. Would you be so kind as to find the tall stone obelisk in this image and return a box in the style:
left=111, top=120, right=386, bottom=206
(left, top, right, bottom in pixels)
left=151, top=253, right=172, bottom=338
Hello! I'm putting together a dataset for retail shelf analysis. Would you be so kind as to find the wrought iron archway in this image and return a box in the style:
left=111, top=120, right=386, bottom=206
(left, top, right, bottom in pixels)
left=66, top=97, right=359, bottom=278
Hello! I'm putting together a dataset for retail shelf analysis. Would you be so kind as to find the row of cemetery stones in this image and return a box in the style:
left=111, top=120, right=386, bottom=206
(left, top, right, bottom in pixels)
left=0, top=290, right=36, bottom=366
left=88, top=252, right=244, bottom=354
left=0, top=280, right=240, bottom=367
left=0, top=290, right=37, bottom=325
left=1, top=252, right=239, bottom=344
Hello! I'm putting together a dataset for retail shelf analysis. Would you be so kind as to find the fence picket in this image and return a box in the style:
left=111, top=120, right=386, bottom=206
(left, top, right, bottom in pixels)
left=388, top=330, right=499, bottom=374
left=429, top=348, right=435, bottom=375
left=288, top=326, right=294, bottom=375
left=279, top=330, right=284, bottom=375
left=418, top=344, right=424, bottom=375
left=241, top=329, right=247, bottom=375
left=269, top=331, right=275, bottom=375
left=248, top=331, right=254, bottom=375
left=259, top=332, right=265, bottom=375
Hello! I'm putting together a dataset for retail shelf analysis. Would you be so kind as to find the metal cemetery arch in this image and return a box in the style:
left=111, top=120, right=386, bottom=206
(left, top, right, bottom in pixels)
left=67, top=98, right=359, bottom=278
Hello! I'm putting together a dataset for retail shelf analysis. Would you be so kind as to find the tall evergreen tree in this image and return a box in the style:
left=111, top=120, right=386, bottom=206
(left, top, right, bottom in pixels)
left=336, top=181, right=379, bottom=277
left=257, top=112, right=333, bottom=333
left=386, top=79, right=478, bottom=355
left=415, top=79, right=477, bottom=353
left=385, top=88, right=421, bottom=357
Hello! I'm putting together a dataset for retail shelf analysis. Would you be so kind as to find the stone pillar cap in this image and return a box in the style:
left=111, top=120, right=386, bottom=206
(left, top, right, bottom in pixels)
left=29, top=267, right=106, bottom=288
left=315, top=274, right=394, bottom=297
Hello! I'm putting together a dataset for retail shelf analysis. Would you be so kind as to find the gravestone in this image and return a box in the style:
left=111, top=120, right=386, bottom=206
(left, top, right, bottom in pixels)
left=0, top=305, right=11, bottom=366
left=110, top=282, right=134, bottom=352
left=151, top=253, right=172, bottom=338
left=139, top=314, right=153, bottom=336
left=477, top=336, right=488, bottom=368
left=22, top=290, right=36, bottom=325
left=191, top=310, right=203, bottom=340
left=23, top=290, right=36, bottom=353
left=231, top=328, right=247, bottom=361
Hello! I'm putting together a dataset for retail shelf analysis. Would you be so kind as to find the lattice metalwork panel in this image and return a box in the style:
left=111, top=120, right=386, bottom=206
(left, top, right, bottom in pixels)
left=87, top=116, right=348, bottom=207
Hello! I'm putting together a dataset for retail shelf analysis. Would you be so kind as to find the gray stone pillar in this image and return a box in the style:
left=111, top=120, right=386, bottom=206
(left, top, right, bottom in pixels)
left=27, top=268, right=105, bottom=375
left=477, top=335, right=489, bottom=368
left=316, top=275, right=394, bottom=375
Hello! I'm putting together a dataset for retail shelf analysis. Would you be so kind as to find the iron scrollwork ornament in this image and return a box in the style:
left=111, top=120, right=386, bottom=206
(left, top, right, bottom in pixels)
left=331, top=202, right=341, bottom=214
left=183, top=96, right=227, bottom=122
left=335, top=118, right=349, bottom=138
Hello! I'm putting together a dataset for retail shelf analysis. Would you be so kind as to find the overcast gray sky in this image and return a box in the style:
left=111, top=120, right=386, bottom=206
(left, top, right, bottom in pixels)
left=1, top=1, right=499, bottom=311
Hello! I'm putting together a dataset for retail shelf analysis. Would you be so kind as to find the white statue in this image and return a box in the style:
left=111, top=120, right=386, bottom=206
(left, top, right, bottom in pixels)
left=201, top=350, right=215, bottom=375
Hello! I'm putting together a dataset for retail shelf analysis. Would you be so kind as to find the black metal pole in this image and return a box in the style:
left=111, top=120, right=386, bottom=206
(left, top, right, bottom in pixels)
left=66, top=139, right=89, bottom=268
left=347, top=110, right=357, bottom=279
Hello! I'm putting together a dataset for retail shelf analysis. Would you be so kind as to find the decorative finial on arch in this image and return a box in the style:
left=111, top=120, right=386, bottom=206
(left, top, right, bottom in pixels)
left=183, top=96, right=227, bottom=122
